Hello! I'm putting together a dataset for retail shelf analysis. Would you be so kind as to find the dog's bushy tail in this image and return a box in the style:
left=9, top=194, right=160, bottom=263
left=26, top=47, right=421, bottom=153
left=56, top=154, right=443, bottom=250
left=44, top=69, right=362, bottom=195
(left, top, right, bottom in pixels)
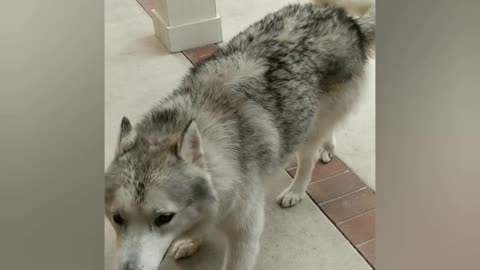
left=312, top=0, right=373, bottom=15
left=357, top=3, right=375, bottom=45
left=313, top=0, right=376, bottom=54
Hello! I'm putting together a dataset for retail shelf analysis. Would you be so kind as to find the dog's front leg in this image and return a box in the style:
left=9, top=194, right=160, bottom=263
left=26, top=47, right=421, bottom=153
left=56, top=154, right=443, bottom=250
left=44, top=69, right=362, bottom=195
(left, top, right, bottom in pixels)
left=221, top=199, right=265, bottom=270
left=222, top=231, right=260, bottom=270
left=170, top=236, right=203, bottom=260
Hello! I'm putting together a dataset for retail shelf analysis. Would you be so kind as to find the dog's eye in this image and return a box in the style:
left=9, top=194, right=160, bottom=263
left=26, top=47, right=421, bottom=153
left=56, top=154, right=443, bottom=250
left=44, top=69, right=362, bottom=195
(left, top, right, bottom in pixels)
left=154, top=213, right=175, bottom=227
left=113, top=214, right=125, bottom=226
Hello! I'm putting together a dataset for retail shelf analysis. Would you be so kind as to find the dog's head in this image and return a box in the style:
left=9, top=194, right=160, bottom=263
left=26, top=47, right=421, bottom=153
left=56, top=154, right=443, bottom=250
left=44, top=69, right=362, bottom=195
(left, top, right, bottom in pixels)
left=105, top=117, right=217, bottom=270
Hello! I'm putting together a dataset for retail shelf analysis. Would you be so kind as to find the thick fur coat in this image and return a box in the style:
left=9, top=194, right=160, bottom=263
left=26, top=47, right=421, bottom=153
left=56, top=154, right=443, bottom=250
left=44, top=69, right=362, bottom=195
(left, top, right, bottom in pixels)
left=105, top=2, right=375, bottom=270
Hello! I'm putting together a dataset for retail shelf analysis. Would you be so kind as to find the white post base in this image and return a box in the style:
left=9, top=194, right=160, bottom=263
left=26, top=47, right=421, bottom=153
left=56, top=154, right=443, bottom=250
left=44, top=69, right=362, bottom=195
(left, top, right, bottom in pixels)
left=152, top=10, right=222, bottom=52
left=151, top=0, right=223, bottom=52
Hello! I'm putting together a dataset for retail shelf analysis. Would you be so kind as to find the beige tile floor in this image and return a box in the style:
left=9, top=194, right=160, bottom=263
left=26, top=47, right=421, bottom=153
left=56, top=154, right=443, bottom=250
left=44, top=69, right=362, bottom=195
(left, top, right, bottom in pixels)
left=105, top=0, right=375, bottom=269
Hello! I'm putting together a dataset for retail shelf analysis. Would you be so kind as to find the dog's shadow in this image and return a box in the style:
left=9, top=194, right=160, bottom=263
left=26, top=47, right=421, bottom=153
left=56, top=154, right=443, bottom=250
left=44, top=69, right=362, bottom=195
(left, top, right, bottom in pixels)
left=161, top=233, right=226, bottom=270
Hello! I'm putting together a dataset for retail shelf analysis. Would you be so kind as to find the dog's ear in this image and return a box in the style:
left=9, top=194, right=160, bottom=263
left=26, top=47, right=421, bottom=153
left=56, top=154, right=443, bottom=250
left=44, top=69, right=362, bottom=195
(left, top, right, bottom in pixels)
left=178, top=120, right=206, bottom=168
left=117, top=116, right=137, bottom=154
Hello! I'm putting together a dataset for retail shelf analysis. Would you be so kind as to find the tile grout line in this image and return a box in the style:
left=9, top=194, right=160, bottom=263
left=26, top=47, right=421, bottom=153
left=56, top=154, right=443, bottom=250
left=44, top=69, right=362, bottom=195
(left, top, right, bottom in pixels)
left=286, top=161, right=350, bottom=182
left=284, top=168, right=349, bottom=182
left=300, top=163, right=376, bottom=268
left=318, top=186, right=369, bottom=206
left=336, top=156, right=375, bottom=192
left=304, top=191, right=376, bottom=269
left=356, top=238, right=375, bottom=248
left=309, top=170, right=351, bottom=185
left=286, top=167, right=350, bottom=183
left=336, top=208, right=375, bottom=226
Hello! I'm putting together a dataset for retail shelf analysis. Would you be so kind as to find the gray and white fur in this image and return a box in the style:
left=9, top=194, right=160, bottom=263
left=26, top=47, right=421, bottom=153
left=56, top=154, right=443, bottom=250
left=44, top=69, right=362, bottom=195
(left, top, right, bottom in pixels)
left=105, top=1, right=375, bottom=270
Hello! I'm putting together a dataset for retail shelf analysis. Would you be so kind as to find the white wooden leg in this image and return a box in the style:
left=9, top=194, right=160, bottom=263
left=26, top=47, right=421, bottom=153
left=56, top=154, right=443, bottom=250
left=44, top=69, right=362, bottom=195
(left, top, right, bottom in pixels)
left=151, top=0, right=223, bottom=52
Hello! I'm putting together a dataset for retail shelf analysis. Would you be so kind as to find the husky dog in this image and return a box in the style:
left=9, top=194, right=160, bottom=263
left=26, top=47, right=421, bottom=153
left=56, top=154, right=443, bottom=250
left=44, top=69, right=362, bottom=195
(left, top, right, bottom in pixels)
left=105, top=1, right=375, bottom=270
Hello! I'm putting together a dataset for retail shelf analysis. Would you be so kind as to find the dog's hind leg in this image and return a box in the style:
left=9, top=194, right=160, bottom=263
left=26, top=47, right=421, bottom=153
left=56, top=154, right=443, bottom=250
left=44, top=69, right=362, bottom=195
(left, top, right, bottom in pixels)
left=277, top=76, right=362, bottom=208
left=277, top=119, right=336, bottom=208
left=320, top=131, right=336, bottom=163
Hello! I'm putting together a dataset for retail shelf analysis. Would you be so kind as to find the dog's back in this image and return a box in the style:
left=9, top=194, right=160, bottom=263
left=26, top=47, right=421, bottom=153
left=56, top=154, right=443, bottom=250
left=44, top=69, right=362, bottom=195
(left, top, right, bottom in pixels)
left=138, top=3, right=376, bottom=178
left=173, top=3, right=376, bottom=171
left=130, top=2, right=376, bottom=203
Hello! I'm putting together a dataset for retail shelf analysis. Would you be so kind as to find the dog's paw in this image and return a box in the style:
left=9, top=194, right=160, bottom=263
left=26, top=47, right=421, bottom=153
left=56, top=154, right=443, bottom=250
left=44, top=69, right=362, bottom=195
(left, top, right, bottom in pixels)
left=320, top=137, right=336, bottom=163
left=171, top=238, right=202, bottom=260
left=277, top=188, right=306, bottom=208
left=320, top=148, right=334, bottom=163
